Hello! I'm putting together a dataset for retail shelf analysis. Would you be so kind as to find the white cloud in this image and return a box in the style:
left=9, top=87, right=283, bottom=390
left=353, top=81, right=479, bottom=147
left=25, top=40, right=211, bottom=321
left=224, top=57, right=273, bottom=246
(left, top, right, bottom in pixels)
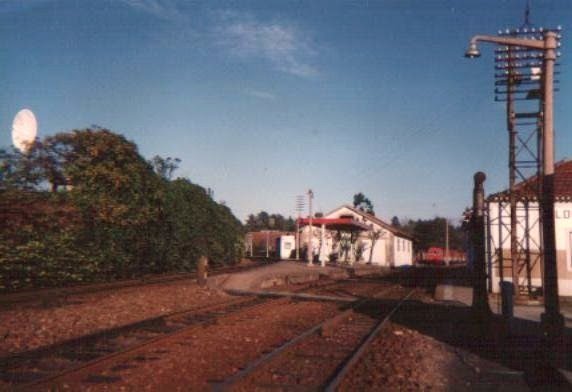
left=244, top=89, right=276, bottom=100
left=214, top=12, right=318, bottom=78
left=118, top=5, right=320, bottom=77
left=119, top=0, right=187, bottom=23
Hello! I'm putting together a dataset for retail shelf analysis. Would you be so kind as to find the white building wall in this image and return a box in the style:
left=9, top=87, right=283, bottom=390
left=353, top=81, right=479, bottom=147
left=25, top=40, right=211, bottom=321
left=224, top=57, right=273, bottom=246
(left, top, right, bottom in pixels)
left=487, top=201, right=541, bottom=251
left=393, top=236, right=413, bottom=266
left=323, top=206, right=413, bottom=266
left=278, top=235, right=295, bottom=260
left=487, top=201, right=572, bottom=296
left=555, top=203, right=572, bottom=268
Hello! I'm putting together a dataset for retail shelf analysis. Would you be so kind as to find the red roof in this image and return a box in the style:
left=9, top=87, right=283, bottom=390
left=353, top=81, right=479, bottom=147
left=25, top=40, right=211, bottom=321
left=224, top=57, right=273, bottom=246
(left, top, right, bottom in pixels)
left=489, top=159, right=572, bottom=201
left=325, top=205, right=415, bottom=240
left=297, top=217, right=370, bottom=232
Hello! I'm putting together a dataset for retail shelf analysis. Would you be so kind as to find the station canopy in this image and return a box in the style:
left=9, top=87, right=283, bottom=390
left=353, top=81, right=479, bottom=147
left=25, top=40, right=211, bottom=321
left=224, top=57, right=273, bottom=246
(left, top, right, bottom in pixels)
left=297, top=217, right=370, bottom=232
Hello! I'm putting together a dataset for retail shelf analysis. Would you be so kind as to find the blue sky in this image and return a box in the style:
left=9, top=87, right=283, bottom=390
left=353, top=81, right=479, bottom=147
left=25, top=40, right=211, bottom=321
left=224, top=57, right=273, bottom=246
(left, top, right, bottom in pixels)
left=1, top=0, right=571, bottom=223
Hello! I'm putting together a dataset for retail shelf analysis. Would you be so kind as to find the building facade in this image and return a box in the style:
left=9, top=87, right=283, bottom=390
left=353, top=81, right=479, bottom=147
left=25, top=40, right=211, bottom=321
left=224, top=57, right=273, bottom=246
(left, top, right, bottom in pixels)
left=486, top=160, right=572, bottom=296
left=301, top=205, right=414, bottom=267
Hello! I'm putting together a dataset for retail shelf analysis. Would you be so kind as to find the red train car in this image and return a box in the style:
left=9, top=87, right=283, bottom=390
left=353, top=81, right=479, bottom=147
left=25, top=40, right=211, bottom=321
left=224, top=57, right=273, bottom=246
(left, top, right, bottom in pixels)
left=418, top=247, right=466, bottom=265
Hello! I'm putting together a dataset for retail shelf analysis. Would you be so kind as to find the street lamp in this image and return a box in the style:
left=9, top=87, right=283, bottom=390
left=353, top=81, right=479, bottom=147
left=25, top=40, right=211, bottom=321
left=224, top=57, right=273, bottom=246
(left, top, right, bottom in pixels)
left=465, top=31, right=564, bottom=335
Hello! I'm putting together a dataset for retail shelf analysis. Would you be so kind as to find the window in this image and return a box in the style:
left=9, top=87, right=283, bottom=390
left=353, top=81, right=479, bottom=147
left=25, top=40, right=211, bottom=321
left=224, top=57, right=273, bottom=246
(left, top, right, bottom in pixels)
left=569, top=232, right=572, bottom=270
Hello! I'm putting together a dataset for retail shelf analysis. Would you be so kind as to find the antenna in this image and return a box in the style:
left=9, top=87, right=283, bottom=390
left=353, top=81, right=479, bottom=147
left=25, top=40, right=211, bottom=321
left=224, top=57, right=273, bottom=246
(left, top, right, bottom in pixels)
left=11, top=109, right=38, bottom=153
left=522, top=0, right=532, bottom=28
left=295, top=195, right=305, bottom=217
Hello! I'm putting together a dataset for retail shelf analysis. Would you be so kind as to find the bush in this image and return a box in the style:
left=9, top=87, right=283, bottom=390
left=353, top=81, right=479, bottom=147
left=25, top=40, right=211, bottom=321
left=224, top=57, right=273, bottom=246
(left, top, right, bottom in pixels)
left=0, top=128, right=244, bottom=291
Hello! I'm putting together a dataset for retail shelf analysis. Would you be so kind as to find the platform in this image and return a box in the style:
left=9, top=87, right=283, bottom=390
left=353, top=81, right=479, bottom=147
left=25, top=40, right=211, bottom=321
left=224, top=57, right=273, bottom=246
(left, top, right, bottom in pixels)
left=207, top=260, right=389, bottom=292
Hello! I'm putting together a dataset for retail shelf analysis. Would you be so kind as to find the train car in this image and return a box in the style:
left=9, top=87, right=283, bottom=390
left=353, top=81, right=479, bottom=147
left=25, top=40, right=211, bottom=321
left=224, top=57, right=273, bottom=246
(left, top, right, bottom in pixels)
left=418, top=247, right=467, bottom=266
left=419, top=247, right=445, bottom=265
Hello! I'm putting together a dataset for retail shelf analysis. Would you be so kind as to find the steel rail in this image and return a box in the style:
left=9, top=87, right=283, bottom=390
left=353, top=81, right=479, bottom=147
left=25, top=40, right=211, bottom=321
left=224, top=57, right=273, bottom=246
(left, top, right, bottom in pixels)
left=4, top=278, right=356, bottom=389
left=0, top=261, right=268, bottom=308
left=213, top=284, right=407, bottom=391
left=0, top=296, right=258, bottom=369
left=324, top=288, right=416, bottom=391
left=19, top=297, right=277, bottom=391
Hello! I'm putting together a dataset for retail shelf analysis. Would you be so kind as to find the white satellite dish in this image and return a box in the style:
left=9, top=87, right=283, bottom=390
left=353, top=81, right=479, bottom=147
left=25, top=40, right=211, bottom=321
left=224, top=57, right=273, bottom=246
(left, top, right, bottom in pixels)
left=12, top=108, right=38, bottom=153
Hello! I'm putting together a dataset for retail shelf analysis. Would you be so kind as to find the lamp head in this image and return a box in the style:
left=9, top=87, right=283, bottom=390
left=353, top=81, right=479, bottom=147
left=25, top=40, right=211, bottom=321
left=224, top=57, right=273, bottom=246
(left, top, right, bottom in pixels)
left=465, top=42, right=481, bottom=58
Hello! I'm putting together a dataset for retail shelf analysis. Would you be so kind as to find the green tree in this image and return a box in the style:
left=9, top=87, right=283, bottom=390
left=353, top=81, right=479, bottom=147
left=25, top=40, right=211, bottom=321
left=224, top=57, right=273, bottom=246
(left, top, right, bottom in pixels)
left=353, top=192, right=374, bottom=215
left=0, top=128, right=245, bottom=290
left=245, top=212, right=296, bottom=232
left=409, top=217, right=464, bottom=251
left=150, top=155, right=181, bottom=180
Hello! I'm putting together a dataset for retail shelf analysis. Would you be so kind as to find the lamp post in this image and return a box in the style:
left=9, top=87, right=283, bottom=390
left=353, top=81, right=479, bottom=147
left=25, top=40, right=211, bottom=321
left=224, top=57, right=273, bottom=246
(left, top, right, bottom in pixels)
left=465, top=31, right=564, bottom=335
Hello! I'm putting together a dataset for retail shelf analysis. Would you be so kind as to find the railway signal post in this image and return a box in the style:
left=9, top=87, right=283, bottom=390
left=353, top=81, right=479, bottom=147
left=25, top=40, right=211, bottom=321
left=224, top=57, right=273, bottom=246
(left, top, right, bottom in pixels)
left=465, top=29, right=564, bottom=337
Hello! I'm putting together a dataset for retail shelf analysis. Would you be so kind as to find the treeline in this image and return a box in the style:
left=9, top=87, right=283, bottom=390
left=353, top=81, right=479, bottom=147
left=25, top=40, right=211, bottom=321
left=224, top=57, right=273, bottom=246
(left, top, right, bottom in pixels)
left=393, top=217, right=466, bottom=251
left=0, top=128, right=243, bottom=291
left=244, top=211, right=296, bottom=232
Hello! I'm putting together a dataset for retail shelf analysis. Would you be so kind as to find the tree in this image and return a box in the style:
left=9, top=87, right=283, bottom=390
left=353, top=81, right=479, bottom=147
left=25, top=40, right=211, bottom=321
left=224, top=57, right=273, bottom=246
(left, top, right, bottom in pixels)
left=150, top=155, right=181, bottom=180
left=0, top=141, right=67, bottom=192
left=245, top=212, right=296, bottom=232
left=367, top=228, right=383, bottom=264
left=391, top=216, right=401, bottom=227
left=0, top=128, right=245, bottom=290
left=408, top=217, right=464, bottom=251
left=352, top=192, right=374, bottom=215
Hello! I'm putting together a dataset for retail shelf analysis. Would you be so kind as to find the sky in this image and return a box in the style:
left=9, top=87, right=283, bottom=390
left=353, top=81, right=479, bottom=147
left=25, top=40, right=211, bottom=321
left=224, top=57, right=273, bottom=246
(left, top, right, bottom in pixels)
left=1, top=0, right=571, bottom=223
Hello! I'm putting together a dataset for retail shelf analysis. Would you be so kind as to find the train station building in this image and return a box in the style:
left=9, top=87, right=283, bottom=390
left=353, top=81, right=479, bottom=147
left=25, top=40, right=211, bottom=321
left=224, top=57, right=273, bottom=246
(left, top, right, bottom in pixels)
left=486, top=159, right=572, bottom=297
left=300, top=205, right=414, bottom=267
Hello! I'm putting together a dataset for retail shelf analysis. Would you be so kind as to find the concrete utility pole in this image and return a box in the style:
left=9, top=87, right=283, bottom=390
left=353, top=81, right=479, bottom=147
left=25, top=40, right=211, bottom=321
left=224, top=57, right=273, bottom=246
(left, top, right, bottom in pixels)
left=267, top=217, right=275, bottom=259
left=295, top=195, right=305, bottom=260
left=445, top=219, right=450, bottom=266
left=307, top=189, right=314, bottom=266
left=465, top=31, right=564, bottom=335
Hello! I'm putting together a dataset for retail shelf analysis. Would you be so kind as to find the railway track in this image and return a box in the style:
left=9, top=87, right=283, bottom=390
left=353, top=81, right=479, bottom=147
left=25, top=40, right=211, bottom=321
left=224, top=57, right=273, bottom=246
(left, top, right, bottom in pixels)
left=0, top=279, right=362, bottom=390
left=214, top=285, right=416, bottom=391
left=0, top=296, right=266, bottom=388
left=0, top=260, right=269, bottom=309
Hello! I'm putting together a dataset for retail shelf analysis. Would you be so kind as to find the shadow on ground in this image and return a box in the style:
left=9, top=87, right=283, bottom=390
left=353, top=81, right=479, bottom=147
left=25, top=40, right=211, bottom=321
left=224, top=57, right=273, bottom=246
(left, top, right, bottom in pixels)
left=355, top=267, right=572, bottom=390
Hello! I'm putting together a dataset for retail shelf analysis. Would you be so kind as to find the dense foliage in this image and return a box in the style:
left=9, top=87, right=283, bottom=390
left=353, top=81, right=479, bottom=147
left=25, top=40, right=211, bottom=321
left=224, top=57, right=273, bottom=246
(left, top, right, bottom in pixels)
left=399, top=217, right=465, bottom=252
left=352, top=192, right=374, bottom=215
left=0, top=128, right=243, bottom=291
left=244, top=211, right=296, bottom=232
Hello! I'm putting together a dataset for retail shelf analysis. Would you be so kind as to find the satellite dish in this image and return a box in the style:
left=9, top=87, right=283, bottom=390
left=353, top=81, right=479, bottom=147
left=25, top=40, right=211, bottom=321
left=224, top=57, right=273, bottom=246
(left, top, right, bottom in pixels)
left=12, top=108, right=38, bottom=153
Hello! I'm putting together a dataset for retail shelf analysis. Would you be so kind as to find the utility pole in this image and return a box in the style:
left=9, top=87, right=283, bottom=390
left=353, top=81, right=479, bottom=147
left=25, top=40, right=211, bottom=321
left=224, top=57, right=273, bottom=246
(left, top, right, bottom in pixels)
left=307, top=189, right=314, bottom=266
left=445, top=219, right=449, bottom=266
left=539, top=31, right=564, bottom=336
left=295, top=195, right=305, bottom=260
left=465, top=28, right=564, bottom=336
left=267, top=217, right=275, bottom=260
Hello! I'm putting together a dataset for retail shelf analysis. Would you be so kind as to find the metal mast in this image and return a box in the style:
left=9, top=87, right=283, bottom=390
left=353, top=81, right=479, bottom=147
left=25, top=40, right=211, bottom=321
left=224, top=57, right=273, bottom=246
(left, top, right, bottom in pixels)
left=491, top=6, right=562, bottom=299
